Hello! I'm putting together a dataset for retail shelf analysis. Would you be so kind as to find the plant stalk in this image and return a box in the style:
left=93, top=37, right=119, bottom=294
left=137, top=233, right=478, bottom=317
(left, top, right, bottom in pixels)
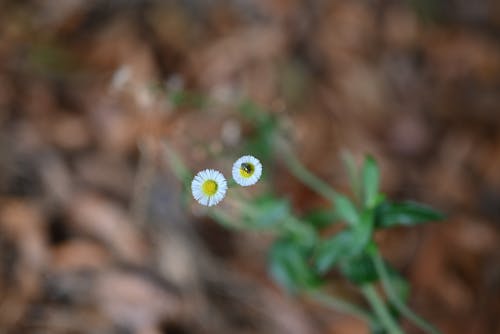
left=371, top=249, right=441, bottom=334
left=282, top=147, right=338, bottom=204
left=306, top=290, right=374, bottom=325
left=361, top=284, right=404, bottom=334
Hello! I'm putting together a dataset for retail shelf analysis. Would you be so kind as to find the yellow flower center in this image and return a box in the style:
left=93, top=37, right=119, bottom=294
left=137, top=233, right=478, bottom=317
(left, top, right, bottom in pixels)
left=239, top=163, right=255, bottom=178
left=202, top=180, right=218, bottom=196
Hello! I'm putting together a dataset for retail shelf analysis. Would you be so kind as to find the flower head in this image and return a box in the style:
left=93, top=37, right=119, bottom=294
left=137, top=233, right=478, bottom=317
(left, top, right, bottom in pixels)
left=232, top=155, right=262, bottom=186
left=191, top=169, right=227, bottom=206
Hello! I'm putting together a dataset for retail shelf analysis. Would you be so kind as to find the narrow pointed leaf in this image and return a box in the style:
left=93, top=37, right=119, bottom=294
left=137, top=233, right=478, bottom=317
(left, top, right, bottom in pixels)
left=314, top=231, right=354, bottom=273
left=335, top=194, right=360, bottom=226
left=269, top=238, right=321, bottom=292
left=375, top=201, right=445, bottom=228
left=362, top=156, right=380, bottom=209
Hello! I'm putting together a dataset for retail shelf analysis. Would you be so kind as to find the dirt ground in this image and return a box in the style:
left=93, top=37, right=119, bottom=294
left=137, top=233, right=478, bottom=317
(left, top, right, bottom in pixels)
left=0, top=0, right=499, bottom=333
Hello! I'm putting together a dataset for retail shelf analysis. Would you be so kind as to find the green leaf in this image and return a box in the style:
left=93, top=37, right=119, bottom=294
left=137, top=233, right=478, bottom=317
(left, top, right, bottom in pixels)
left=268, top=238, right=322, bottom=293
left=245, top=121, right=277, bottom=161
left=375, top=201, right=445, bottom=228
left=351, top=209, right=375, bottom=251
left=314, top=209, right=374, bottom=274
left=314, top=231, right=355, bottom=274
left=242, top=196, right=291, bottom=229
left=289, top=222, right=318, bottom=248
left=341, top=151, right=361, bottom=200
left=241, top=196, right=318, bottom=248
left=303, top=208, right=339, bottom=229
left=238, top=100, right=278, bottom=160
left=340, top=254, right=378, bottom=285
left=362, top=156, right=380, bottom=209
left=334, top=194, right=359, bottom=226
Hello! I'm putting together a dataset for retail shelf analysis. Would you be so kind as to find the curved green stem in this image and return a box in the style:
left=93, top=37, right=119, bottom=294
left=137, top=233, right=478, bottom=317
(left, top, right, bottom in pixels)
left=281, top=147, right=338, bottom=204
left=371, top=249, right=441, bottom=334
left=361, top=284, right=404, bottom=334
left=306, top=290, right=374, bottom=325
left=207, top=209, right=247, bottom=231
left=162, top=141, right=192, bottom=184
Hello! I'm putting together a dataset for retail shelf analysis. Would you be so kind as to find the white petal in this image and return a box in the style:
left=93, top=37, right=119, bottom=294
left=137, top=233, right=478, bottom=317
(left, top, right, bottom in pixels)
left=191, top=169, right=227, bottom=206
left=232, top=155, right=262, bottom=186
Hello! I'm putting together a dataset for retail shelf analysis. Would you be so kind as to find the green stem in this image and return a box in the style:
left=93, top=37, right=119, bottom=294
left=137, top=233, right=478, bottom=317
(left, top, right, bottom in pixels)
left=306, top=290, right=374, bottom=325
left=361, top=284, right=404, bottom=334
left=207, top=209, right=247, bottom=231
left=371, top=249, right=441, bottom=334
left=162, top=141, right=192, bottom=184
left=282, top=148, right=338, bottom=204
left=227, top=179, right=238, bottom=188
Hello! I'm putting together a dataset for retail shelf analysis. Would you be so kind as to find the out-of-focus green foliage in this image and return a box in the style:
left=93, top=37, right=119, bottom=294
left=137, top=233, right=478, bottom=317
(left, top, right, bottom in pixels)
left=303, top=208, right=338, bottom=229
left=361, top=156, right=380, bottom=209
left=334, top=194, right=360, bottom=226
left=169, top=90, right=209, bottom=109
left=375, top=201, right=445, bottom=228
left=241, top=195, right=291, bottom=229
left=167, top=97, right=445, bottom=334
left=238, top=100, right=278, bottom=161
left=269, top=237, right=322, bottom=293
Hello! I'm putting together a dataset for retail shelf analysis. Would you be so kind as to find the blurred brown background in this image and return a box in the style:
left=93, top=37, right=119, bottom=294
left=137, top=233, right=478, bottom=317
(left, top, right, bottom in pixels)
left=0, top=0, right=499, bottom=333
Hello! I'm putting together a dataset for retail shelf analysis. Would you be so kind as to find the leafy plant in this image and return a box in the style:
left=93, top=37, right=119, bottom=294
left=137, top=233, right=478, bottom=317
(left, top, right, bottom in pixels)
left=164, top=95, right=445, bottom=334
left=276, top=153, right=444, bottom=334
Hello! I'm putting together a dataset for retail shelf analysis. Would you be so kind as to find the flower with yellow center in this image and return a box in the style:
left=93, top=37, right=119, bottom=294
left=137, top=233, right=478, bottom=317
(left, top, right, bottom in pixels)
left=232, top=155, right=262, bottom=186
left=191, top=169, right=227, bottom=206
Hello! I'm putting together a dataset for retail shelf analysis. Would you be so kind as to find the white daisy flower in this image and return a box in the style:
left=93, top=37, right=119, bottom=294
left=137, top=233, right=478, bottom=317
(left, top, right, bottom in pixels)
left=232, top=155, right=262, bottom=187
left=191, top=169, right=228, bottom=206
